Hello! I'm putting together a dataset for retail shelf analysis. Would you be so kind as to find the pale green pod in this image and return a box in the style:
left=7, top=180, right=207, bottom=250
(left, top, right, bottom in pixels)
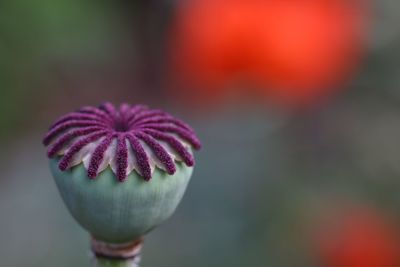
left=50, top=158, right=193, bottom=243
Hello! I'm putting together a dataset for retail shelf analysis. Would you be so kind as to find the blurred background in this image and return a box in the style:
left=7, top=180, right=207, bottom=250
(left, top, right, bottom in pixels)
left=1, top=0, right=400, bottom=266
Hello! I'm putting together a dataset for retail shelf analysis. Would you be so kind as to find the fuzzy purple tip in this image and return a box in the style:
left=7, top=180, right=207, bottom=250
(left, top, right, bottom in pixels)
left=126, top=134, right=152, bottom=181
left=87, top=134, right=114, bottom=179
left=116, top=135, right=128, bottom=181
left=43, top=102, right=201, bottom=181
left=135, top=132, right=176, bottom=175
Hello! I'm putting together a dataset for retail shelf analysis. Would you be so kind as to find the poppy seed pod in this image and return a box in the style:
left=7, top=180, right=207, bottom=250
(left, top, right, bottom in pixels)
left=43, top=103, right=201, bottom=263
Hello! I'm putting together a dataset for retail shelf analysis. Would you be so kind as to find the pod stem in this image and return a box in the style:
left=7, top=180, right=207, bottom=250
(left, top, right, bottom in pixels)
left=90, top=237, right=143, bottom=267
left=91, top=255, right=141, bottom=267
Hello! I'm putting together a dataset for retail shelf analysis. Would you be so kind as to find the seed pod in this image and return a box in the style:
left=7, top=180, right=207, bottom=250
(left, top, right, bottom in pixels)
left=43, top=103, right=201, bottom=263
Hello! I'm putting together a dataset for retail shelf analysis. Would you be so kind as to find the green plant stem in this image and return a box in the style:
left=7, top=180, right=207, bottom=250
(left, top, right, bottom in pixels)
left=91, top=255, right=141, bottom=267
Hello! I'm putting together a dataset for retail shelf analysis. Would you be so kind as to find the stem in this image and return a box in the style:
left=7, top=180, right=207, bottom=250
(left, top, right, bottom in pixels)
left=91, top=255, right=141, bottom=267
left=90, top=237, right=143, bottom=267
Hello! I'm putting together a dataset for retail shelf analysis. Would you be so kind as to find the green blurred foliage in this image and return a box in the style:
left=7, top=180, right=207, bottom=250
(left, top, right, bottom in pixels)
left=0, top=0, right=123, bottom=136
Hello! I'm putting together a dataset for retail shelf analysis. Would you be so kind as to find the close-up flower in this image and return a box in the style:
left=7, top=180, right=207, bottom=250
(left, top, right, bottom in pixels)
left=2, top=1, right=400, bottom=267
left=42, top=102, right=201, bottom=266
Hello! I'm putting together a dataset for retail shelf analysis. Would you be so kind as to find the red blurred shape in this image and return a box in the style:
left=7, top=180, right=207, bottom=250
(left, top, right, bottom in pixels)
left=315, top=206, right=400, bottom=267
left=169, top=0, right=368, bottom=107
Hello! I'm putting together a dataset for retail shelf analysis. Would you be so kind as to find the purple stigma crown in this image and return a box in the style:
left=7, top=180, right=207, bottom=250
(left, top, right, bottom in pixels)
left=43, top=102, right=201, bottom=181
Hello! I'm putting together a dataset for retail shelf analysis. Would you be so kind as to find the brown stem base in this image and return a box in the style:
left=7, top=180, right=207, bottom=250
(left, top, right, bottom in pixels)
left=90, top=237, right=143, bottom=267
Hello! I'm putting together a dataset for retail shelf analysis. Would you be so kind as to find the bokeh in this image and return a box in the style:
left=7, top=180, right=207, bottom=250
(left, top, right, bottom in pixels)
left=1, top=0, right=400, bottom=266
